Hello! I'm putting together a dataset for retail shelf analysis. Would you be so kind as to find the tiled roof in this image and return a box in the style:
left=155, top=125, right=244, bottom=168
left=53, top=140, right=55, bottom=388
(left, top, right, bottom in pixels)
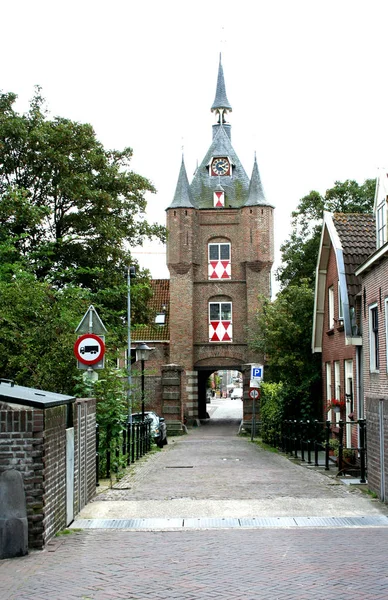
left=333, top=213, right=375, bottom=306
left=131, top=279, right=170, bottom=342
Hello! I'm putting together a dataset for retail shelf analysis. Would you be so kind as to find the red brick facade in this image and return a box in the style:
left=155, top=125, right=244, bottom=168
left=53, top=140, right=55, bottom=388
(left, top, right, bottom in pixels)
left=359, top=256, right=388, bottom=499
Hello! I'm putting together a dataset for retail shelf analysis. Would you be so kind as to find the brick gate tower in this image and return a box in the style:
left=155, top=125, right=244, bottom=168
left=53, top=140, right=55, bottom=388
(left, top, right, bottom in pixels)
left=165, top=56, right=274, bottom=426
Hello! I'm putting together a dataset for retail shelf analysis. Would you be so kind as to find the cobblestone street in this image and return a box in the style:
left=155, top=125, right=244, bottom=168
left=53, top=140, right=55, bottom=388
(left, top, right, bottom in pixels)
left=1, top=404, right=388, bottom=599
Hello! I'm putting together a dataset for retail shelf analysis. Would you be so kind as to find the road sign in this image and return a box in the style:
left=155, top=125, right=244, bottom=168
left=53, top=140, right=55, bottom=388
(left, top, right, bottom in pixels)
left=251, top=365, right=263, bottom=380
left=75, top=305, right=107, bottom=335
left=74, top=334, right=105, bottom=366
left=249, top=388, right=260, bottom=400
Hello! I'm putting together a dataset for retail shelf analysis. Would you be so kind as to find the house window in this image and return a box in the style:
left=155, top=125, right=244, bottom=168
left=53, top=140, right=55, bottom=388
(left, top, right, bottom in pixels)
left=328, top=286, right=335, bottom=329
left=208, top=243, right=231, bottom=279
left=369, top=303, right=379, bottom=371
left=326, top=362, right=332, bottom=404
left=338, top=280, right=343, bottom=321
left=209, top=302, right=232, bottom=342
left=334, top=360, right=341, bottom=423
left=377, top=199, right=387, bottom=248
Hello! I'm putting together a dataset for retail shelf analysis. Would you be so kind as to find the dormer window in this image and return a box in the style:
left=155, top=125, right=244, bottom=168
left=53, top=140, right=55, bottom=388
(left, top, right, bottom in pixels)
left=155, top=313, right=166, bottom=325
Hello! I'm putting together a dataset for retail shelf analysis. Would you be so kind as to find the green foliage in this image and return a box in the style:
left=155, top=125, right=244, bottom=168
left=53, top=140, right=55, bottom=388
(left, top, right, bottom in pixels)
left=252, top=282, right=321, bottom=420
left=0, top=87, right=165, bottom=390
left=260, top=382, right=286, bottom=444
left=76, top=369, right=128, bottom=479
left=277, top=179, right=375, bottom=289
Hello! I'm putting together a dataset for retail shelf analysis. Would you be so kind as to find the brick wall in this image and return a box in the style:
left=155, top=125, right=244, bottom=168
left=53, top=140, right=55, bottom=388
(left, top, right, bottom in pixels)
left=0, top=398, right=96, bottom=548
left=362, top=259, right=388, bottom=500
left=74, top=398, right=96, bottom=515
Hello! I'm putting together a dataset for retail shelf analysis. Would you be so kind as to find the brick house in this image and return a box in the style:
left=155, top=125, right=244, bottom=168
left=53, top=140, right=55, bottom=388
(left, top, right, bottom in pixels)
left=355, top=171, right=388, bottom=500
left=131, top=56, right=274, bottom=431
left=312, top=212, right=375, bottom=446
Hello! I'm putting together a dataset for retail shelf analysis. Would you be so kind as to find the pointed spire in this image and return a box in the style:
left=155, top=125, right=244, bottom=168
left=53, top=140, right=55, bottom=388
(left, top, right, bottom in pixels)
left=211, top=54, right=232, bottom=113
left=245, top=155, right=267, bottom=206
left=168, top=156, right=194, bottom=209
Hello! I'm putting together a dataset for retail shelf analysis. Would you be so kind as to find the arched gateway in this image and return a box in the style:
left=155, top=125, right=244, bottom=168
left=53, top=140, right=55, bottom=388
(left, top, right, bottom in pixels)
left=164, top=56, right=274, bottom=430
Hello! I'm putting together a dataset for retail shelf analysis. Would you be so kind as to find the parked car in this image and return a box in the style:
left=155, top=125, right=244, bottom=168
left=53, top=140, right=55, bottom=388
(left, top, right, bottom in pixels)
left=130, top=411, right=168, bottom=448
left=231, top=388, right=243, bottom=400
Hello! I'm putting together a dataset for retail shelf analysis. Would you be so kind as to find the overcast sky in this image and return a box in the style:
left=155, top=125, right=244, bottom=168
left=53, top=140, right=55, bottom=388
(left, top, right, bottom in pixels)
left=2, top=1, right=387, bottom=291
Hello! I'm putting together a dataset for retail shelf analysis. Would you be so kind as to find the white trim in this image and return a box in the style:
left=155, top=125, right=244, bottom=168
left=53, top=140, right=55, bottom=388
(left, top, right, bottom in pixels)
left=355, top=242, right=388, bottom=276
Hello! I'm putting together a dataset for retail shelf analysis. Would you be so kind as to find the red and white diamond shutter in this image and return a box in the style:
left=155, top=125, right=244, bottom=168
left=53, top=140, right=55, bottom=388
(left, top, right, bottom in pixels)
left=213, top=189, right=225, bottom=207
left=209, top=302, right=232, bottom=342
left=208, top=243, right=231, bottom=280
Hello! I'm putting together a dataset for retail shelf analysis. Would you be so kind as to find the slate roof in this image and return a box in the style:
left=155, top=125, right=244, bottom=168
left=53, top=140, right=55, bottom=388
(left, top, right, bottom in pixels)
left=246, top=155, right=270, bottom=207
left=211, top=55, right=232, bottom=112
left=131, top=279, right=170, bottom=342
left=189, top=125, right=250, bottom=209
left=333, top=213, right=375, bottom=306
left=168, top=157, right=194, bottom=209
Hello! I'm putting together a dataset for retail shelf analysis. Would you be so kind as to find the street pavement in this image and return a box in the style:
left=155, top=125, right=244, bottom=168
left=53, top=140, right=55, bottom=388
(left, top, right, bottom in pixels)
left=1, top=398, right=388, bottom=599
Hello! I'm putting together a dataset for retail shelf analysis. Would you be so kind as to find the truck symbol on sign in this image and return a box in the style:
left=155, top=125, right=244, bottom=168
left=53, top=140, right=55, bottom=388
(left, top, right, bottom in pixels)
left=80, top=345, right=99, bottom=355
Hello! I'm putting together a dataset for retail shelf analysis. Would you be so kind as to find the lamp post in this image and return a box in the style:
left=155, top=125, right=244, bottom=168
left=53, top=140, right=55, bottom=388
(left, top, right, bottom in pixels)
left=127, top=266, right=136, bottom=424
left=136, top=342, right=152, bottom=420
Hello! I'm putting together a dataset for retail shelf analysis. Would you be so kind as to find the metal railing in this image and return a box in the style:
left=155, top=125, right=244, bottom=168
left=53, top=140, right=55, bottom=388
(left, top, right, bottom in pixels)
left=278, top=418, right=367, bottom=483
left=96, top=420, right=152, bottom=484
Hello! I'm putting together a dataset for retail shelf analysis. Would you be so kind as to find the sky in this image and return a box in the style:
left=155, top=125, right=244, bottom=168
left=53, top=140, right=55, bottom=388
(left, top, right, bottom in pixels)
left=2, top=0, right=387, bottom=293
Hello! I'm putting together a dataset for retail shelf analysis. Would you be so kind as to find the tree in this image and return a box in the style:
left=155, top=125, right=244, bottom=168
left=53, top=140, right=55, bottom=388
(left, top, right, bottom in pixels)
left=277, top=179, right=375, bottom=289
left=0, top=88, right=165, bottom=390
left=0, top=88, right=165, bottom=293
left=251, top=282, right=321, bottom=420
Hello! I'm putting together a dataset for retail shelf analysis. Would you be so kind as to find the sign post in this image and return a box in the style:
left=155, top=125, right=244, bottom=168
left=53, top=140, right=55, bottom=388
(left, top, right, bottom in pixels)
left=74, top=305, right=107, bottom=380
left=249, top=365, right=263, bottom=441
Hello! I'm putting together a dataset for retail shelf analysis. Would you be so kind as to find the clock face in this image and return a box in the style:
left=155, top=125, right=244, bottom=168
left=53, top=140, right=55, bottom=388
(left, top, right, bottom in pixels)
left=211, top=157, right=230, bottom=176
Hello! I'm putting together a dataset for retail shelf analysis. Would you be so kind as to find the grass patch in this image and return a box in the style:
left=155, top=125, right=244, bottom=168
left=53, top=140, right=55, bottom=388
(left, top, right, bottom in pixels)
left=251, top=438, right=279, bottom=453
left=55, top=528, right=82, bottom=536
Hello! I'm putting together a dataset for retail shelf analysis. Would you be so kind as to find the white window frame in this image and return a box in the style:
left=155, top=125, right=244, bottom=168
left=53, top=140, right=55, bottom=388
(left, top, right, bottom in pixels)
left=328, top=286, right=335, bottom=330
left=209, top=301, right=233, bottom=343
left=338, top=280, right=343, bottom=321
left=334, top=360, right=341, bottom=423
left=369, top=303, right=379, bottom=372
left=377, top=198, right=387, bottom=249
left=208, top=242, right=231, bottom=262
left=326, top=362, right=332, bottom=405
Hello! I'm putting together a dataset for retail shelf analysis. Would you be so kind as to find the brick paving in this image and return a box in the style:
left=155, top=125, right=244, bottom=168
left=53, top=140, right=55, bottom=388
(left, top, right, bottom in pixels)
left=2, top=528, right=388, bottom=599
left=2, top=413, right=388, bottom=599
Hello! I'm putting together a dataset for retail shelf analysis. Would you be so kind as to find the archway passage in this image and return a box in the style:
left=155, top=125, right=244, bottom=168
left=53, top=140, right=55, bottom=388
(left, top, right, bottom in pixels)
left=196, top=367, right=243, bottom=421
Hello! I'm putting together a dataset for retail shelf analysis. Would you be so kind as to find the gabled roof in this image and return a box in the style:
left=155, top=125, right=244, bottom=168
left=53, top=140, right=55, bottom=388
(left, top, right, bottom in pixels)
left=312, top=212, right=375, bottom=352
left=189, top=125, right=250, bottom=208
left=132, top=279, right=170, bottom=343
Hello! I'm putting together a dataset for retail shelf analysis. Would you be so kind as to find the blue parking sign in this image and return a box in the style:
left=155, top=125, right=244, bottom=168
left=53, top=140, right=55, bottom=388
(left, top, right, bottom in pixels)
left=251, top=365, right=263, bottom=380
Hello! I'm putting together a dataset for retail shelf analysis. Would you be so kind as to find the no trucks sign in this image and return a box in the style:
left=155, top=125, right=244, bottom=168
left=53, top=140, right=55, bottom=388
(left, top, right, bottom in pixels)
left=74, top=333, right=105, bottom=366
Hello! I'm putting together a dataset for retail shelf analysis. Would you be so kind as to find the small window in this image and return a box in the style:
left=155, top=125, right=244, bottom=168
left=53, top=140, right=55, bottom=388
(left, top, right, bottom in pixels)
left=208, top=243, right=230, bottom=261
left=328, top=286, right=335, bottom=329
left=369, top=304, right=379, bottom=371
left=338, top=281, right=343, bottom=321
left=155, top=313, right=166, bottom=325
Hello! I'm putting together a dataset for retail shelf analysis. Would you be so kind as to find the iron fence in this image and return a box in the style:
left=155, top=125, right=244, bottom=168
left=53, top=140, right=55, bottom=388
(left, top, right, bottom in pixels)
left=96, top=420, right=152, bottom=484
left=273, top=419, right=367, bottom=483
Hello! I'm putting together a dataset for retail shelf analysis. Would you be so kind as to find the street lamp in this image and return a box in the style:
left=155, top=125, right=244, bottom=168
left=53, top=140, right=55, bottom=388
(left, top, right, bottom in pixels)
left=136, top=342, right=153, bottom=420
left=127, top=266, right=136, bottom=424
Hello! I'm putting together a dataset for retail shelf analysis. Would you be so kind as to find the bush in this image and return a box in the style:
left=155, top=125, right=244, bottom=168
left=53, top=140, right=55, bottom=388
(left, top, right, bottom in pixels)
left=260, top=382, right=286, bottom=445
